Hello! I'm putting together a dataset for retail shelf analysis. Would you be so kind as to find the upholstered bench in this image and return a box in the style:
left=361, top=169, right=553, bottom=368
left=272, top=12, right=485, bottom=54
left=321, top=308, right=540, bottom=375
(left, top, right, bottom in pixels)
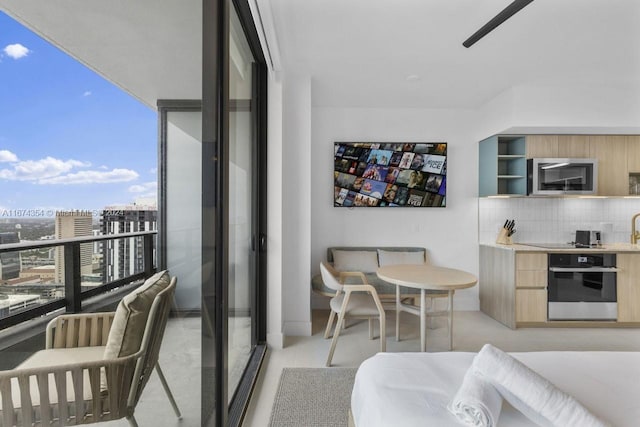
left=312, top=246, right=448, bottom=303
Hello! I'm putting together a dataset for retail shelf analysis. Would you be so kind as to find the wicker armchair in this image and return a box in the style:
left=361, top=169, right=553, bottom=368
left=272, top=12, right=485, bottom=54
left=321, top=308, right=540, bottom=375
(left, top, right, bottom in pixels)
left=0, top=274, right=180, bottom=427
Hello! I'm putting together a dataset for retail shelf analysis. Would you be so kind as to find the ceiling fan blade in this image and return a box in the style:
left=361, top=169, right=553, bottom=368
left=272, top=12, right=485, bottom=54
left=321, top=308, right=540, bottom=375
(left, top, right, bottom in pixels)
left=463, top=0, right=534, bottom=48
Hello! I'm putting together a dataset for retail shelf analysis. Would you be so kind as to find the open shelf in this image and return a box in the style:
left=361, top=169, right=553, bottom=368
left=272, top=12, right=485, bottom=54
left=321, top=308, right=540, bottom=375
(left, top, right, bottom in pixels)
left=479, top=135, right=527, bottom=196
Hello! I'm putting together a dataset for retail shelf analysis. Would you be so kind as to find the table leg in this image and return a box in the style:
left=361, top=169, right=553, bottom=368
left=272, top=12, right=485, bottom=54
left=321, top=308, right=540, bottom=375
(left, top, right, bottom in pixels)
left=396, top=284, right=400, bottom=341
left=420, top=289, right=426, bottom=352
left=448, top=290, right=454, bottom=351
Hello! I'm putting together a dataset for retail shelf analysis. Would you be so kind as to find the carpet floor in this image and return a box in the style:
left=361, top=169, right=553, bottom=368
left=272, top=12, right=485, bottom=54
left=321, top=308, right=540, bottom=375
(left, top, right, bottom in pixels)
left=268, top=367, right=357, bottom=427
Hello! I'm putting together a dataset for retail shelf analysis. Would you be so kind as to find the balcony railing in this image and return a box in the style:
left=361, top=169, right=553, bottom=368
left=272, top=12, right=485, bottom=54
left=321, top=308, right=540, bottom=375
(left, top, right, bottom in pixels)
left=0, top=231, right=157, bottom=330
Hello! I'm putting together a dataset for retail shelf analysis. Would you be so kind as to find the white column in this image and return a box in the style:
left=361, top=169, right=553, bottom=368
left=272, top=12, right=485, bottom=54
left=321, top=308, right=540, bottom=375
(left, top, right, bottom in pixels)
left=281, top=73, right=312, bottom=337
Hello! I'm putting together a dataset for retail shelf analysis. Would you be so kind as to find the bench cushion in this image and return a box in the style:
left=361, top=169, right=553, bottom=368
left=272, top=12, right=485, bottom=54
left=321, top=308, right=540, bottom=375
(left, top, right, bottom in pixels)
left=332, top=250, right=379, bottom=273
left=377, top=249, right=425, bottom=266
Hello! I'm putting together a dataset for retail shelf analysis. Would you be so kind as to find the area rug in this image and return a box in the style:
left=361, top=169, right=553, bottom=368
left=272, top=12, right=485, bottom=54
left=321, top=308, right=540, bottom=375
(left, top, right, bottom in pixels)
left=268, top=367, right=358, bottom=427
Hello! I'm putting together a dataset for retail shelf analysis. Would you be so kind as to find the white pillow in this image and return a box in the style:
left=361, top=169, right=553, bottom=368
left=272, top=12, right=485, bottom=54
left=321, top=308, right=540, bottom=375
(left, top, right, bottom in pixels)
left=332, top=250, right=379, bottom=272
left=377, top=249, right=425, bottom=266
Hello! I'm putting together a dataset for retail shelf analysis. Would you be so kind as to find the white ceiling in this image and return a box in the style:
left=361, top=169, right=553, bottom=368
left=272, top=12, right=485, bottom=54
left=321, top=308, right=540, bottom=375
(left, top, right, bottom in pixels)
left=268, top=0, right=640, bottom=108
left=0, top=0, right=638, bottom=111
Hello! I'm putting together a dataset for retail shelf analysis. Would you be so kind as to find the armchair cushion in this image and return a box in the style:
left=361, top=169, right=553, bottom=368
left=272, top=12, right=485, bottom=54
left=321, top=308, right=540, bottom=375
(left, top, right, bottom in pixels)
left=103, top=270, right=171, bottom=360
left=332, top=250, right=379, bottom=273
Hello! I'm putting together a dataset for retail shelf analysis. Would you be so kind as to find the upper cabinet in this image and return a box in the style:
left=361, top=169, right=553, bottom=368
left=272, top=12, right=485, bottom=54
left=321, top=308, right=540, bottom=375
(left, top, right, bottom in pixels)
left=589, top=136, right=628, bottom=196
left=479, top=135, right=526, bottom=196
left=525, top=135, right=558, bottom=158
left=479, top=134, right=640, bottom=197
left=558, top=135, right=590, bottom=157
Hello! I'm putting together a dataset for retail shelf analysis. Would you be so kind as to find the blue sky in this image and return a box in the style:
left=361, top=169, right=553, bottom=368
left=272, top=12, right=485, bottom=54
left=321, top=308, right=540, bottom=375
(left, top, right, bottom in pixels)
left=0, top=12, right=157, bottom=217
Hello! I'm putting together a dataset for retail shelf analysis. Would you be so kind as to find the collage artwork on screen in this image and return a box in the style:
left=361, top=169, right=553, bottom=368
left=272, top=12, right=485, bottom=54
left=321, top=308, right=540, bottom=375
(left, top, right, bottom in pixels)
left=334, top=142, right=447, bottom=207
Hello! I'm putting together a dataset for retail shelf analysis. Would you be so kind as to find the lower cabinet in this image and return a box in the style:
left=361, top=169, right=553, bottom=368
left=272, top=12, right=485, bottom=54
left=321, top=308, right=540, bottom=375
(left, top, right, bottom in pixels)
left=481, top=246, right=640, bottom=328
left=516, top=289, right=547, bottom=322
left=617, top=254, right=640, bottom=322
left=515, top=253, right=547, bottom=324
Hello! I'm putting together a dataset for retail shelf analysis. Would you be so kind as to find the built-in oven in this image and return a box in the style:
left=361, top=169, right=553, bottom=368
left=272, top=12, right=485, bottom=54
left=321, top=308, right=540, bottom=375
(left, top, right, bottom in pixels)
left=547, top=253, right=618, bottom=320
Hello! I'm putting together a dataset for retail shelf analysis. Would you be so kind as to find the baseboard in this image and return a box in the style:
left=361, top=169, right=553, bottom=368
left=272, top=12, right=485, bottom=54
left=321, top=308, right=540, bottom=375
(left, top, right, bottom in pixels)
left=283, top=321, right=312, bottom=337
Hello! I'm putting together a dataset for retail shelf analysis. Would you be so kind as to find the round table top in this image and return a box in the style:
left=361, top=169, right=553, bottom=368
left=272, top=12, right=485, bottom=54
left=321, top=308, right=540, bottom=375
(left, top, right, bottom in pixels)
left=376, top=264, right=478, bottom=291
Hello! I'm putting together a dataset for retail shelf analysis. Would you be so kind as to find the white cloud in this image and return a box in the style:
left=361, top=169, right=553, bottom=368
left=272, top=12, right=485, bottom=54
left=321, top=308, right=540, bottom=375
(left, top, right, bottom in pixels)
left=128, top=181, right=157, bottom=193
left=83, top=91, right=92, bottom=97
left=3, top=43, right=30, bottom=60
left=0, top=150, right=18, bottom=162
left=0, top=154, right=137, bottom=185
left=149, top=167, right=158, bottom=174
left=0, top=156, right=88, bottom=181
left=39, top=168, right=139, bottom=185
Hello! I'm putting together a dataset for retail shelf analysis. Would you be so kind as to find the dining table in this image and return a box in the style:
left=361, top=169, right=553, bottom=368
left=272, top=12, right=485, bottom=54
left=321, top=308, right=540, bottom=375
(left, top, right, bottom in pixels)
left=376, top=264, right=478, bottom=351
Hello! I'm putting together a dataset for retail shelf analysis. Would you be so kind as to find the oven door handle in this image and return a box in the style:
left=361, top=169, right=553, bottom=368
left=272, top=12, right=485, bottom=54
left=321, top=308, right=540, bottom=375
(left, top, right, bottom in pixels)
left=549, top=267, right=619, bottom=273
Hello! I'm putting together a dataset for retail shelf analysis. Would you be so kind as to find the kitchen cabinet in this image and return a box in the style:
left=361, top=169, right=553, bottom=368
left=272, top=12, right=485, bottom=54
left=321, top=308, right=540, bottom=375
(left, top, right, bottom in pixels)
left=557, top=135, right=590, bottom=157
left=480, top=244, right=640, bottom=328
left=589, top=135, right=628, bottom=196
left=479, top=135, right=526, bottom=196
left=516, top=289, right=547, bottom=322
left=526, top=135, right=592, bottom=159
left=617, top=253, right=640, bottom=322
left=526, top=135, right=558, bottom=158
left=515, top=253, right=547, bottom=322
left=629, top=136, right=640, bottom=172
left=479, top=133, right=640, bottom=197
left=479, top=247, right=548, bottom=328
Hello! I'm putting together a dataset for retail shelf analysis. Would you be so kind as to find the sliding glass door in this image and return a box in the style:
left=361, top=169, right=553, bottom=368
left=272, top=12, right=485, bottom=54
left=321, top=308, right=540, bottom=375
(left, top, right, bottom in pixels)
left=202, top=0, right=267, bottom=425
left=228, top=5, right=256, bottom=402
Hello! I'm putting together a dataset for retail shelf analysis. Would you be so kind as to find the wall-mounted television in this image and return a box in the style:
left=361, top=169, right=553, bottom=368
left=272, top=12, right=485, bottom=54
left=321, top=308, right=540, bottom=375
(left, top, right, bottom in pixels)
left=334, top=142, right=447, bottom=207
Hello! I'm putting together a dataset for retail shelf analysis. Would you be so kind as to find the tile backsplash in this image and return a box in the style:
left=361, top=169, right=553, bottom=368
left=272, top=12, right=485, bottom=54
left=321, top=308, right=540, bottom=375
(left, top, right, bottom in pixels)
left=479, top=198, right=640, bottom=244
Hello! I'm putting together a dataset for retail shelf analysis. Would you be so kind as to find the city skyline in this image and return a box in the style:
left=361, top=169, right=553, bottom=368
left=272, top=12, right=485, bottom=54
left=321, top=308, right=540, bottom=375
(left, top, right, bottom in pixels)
left=0, top=12, right=157, bottom=218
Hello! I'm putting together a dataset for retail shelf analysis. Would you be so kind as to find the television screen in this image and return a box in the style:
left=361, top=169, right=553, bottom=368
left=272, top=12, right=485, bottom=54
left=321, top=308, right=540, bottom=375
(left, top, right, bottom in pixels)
left=334, top=142, right=447, bottom=207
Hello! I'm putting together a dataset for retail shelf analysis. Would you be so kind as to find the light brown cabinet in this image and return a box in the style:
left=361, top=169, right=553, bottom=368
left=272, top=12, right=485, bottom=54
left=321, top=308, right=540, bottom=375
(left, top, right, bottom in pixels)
left=526, top=135, right=558, bottom=158
left=516, top=289, right=547, bottom=322
left=589, top=135, right=628, bottom=196
left=515, top=253, right=547, bottom=322
left=628, top=136, right=640, bottom=173
left=481, top=245, right=640, bottom=328
left=557, top=135, right=590, bottom=157
left=617, top=253, right=640, bottom=322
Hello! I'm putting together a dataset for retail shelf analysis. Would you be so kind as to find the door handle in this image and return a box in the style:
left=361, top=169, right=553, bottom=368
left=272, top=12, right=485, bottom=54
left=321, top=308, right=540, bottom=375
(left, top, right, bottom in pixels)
left=259, top=233, right=267, bottom=252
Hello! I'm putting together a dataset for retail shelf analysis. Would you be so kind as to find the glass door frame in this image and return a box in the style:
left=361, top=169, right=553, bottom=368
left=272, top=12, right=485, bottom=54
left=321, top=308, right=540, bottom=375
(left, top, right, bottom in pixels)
left=203, top=0, right=268, bottom=426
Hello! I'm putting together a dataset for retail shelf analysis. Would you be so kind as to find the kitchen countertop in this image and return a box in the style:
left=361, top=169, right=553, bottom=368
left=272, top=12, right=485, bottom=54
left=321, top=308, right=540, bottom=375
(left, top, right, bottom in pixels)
left=480, top=242, right=640, bottom=253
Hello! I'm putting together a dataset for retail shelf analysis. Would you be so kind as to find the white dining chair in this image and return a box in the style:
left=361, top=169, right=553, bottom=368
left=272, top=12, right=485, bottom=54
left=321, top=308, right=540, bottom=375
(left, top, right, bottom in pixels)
left=320, top=262, right=386, bottom=366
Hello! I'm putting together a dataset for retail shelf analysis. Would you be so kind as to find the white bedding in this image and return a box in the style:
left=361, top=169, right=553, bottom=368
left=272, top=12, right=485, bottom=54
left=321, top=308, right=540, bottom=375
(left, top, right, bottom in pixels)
left=351, top=351, right=640, bottom=427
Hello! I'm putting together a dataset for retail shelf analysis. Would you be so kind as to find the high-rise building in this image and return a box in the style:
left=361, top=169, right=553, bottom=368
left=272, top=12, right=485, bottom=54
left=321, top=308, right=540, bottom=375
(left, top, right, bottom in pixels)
left=54, top=211, right=93, bottom=284
left=0, top=232, right=21, bottom=281
left=101, top=202, right=157, bottom=283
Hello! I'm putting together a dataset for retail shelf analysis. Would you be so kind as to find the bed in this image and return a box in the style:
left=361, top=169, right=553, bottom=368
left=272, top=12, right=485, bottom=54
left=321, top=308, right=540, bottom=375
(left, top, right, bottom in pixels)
left=351, top=351, right=640, bottom=427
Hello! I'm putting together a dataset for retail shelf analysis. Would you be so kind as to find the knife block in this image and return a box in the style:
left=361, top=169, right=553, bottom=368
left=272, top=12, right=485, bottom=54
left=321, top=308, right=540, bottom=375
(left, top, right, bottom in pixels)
left=496, top=228, right=513, bottom=245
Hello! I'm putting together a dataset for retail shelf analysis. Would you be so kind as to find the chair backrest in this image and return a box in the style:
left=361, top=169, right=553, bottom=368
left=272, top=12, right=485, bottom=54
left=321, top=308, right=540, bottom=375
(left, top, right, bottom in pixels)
left=320, top=262, right=343, bottom=292
left=127, top=276, right=177, bottom=408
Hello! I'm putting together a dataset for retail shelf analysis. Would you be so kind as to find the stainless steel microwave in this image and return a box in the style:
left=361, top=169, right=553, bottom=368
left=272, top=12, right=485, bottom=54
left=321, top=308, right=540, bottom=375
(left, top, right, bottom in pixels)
left=527, top=158, right=598, bottom=195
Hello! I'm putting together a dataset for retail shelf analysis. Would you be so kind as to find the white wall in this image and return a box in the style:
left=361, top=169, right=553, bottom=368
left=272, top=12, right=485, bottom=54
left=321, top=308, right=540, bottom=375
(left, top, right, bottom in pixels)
left=310, top=107, right=480, bottom=311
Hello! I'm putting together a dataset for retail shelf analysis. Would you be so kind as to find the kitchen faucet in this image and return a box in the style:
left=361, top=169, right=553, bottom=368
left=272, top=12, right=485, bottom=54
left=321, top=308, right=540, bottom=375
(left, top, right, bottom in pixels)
left=632, top=212, right=640, bottom=244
